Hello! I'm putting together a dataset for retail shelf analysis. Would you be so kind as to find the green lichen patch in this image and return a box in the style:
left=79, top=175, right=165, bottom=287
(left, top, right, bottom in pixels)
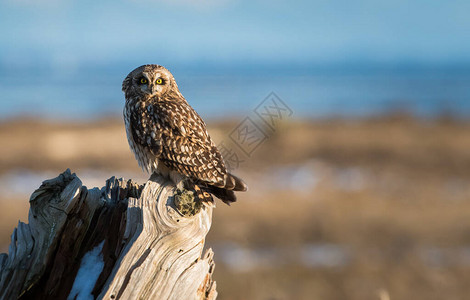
left=174, top=189, right=202, bottom=217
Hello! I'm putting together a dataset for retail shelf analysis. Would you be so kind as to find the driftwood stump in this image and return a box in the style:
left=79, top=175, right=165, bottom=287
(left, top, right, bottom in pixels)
left=0, top=169, right=217, bottom=300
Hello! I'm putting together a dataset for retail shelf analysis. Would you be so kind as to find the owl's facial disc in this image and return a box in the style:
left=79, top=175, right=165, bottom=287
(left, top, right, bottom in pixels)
left=137, top=71, right=169, bottom=97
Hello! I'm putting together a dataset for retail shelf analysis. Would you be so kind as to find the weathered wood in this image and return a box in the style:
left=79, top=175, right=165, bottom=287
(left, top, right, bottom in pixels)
left=0, top=169, right=217, bottom=300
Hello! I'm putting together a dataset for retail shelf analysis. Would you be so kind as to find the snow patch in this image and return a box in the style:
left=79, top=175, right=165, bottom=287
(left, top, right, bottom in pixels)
left=68, top=241, right=105, bottom=300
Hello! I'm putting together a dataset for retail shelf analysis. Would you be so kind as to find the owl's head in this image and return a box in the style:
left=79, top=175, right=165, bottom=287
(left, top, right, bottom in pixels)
left=122, top=64, right=179, bottom=99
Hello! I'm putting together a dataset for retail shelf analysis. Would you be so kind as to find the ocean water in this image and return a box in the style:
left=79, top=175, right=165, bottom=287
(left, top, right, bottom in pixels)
left=1, top=66, right=470, bottom=121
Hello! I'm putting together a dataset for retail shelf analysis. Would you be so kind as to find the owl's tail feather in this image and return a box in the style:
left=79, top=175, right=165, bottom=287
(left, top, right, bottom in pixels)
left=204, top=185, right=237, bottom=205
left=200, top=173, right=247, bottom=205
left=224, top=173, right=248, bottom=192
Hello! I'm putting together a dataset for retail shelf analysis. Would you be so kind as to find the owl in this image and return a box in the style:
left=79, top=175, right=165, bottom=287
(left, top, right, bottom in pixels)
left=122, top=64, right=247, bottom=204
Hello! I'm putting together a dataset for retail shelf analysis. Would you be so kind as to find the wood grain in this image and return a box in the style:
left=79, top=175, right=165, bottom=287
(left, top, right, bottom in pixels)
left=0, top=170, right=216, bottom=300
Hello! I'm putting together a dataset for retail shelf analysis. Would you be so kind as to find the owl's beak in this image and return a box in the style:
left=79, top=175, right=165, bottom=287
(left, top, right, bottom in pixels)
left=150, top=84, right=158, bottom=95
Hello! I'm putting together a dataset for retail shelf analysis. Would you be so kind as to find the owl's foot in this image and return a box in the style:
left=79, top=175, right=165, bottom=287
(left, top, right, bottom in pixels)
left=176, top=178, right=190, bottom=191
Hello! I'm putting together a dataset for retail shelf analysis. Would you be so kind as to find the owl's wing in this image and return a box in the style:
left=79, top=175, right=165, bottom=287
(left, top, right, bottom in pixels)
left=130, top=99, right=228, bottom=187
left=161, top=135, right=228, bottom=186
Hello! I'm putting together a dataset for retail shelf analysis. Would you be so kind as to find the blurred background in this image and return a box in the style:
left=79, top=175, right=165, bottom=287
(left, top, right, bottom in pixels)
left=1, top=1, right=470, bottom=299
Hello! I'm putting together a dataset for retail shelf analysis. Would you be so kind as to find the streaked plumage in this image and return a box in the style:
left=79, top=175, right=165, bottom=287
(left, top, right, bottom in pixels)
left=122, top=64, right=247, bottom=204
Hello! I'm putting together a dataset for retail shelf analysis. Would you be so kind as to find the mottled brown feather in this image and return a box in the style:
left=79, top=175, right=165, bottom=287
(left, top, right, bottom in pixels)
left=123, top=65, right=247, bottom=203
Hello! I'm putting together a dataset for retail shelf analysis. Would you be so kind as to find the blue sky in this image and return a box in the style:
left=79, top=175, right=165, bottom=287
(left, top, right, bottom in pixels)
left=1, top=0, right=470, bottom=71
left=1, top=1, right=470, bottom=120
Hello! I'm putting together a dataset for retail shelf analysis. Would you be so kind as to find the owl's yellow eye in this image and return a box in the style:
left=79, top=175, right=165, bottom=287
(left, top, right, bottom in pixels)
left=156, top=78, right=163, bottom=85
left=140, top=78, right=148, bottom=84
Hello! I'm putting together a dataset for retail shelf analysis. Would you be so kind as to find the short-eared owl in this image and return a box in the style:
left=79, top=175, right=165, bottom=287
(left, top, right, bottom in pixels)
left=122, top=64, right=247, bottom=204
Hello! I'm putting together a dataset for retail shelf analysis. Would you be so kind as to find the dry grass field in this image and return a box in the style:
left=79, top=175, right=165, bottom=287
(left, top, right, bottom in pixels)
left=1, top=115, right=470, bottom=299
